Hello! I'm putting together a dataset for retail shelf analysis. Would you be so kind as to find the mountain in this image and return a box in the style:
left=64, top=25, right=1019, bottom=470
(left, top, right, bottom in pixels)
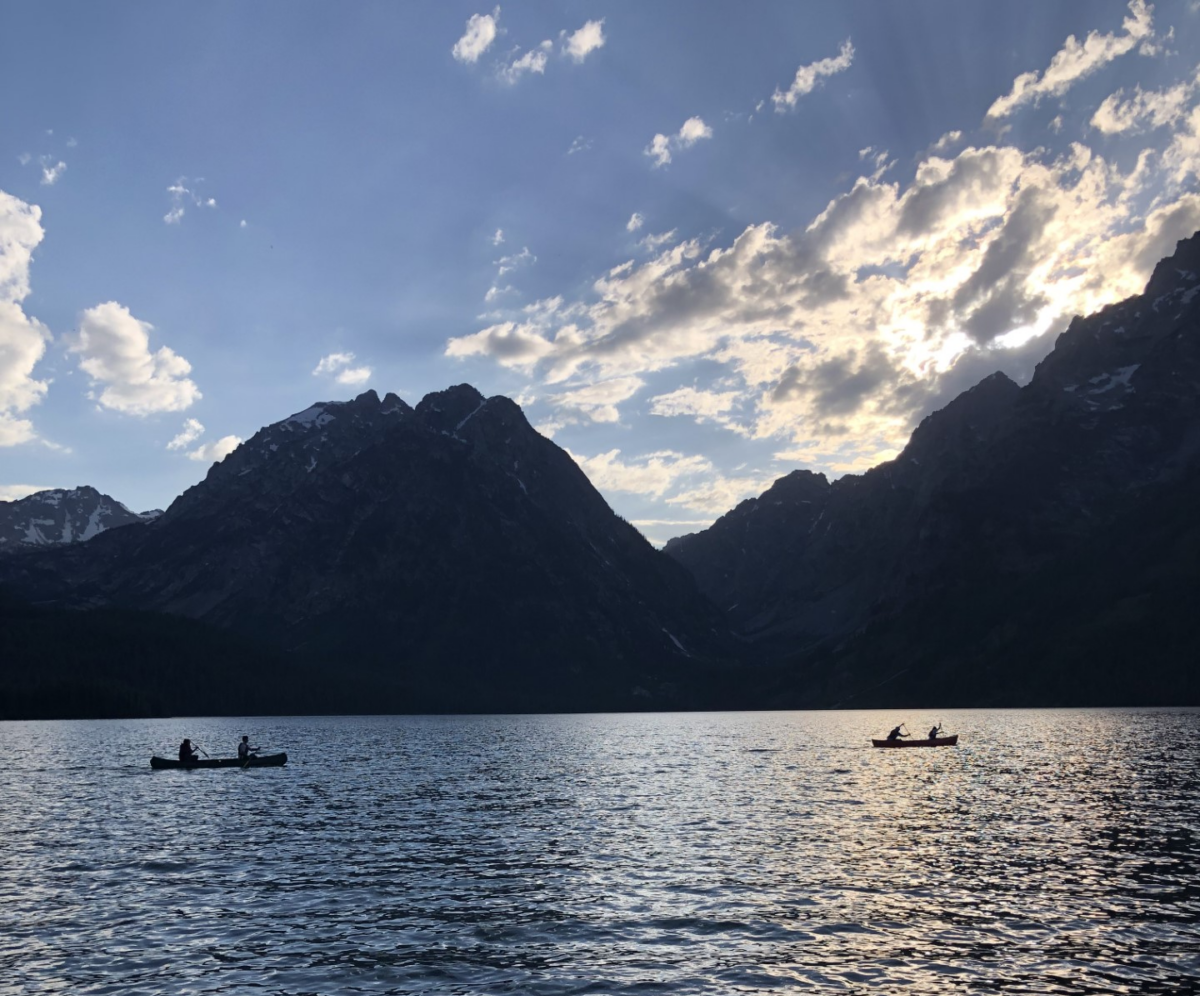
left=0, top=385, right=733, bottom=716
left=665, top=232, right=1200, bottom=706
left=0, top=486, right=158, bottom=554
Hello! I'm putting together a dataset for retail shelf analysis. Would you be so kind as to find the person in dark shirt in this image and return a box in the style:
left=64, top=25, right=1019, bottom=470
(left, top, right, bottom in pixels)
left=887, top=725, right=908, bottom=742
left=928, top=724, right=942, bottom=740
left=178, top=739, right=200, bottom=763
left=237, top=736, right=259, bottom=762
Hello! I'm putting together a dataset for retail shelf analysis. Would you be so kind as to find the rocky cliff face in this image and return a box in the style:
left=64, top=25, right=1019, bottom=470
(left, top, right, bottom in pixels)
left=666, top=232, right=1200, bottom=668
left=2, top=385, right=729, bottom=712
left=0, top=486, right=156, bottom=554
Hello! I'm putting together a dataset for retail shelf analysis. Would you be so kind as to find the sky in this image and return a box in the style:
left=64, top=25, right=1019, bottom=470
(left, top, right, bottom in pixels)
left=2, top=1, right=1200, bottom=545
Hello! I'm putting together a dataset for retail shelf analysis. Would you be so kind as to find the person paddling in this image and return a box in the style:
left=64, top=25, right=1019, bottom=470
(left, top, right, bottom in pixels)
left=237, top=735, right=259, bottom=762
left=178, top=738, right=200, bottom=763
left=886, top=724, right=909, bottom=742
left=928, top=724, right=942, bottom=740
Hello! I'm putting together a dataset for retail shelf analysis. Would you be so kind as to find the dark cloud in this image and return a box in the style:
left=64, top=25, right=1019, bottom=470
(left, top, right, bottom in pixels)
left=772, top=344, right=902, bottom=417
left=897, top=148, right=1015, bottom=237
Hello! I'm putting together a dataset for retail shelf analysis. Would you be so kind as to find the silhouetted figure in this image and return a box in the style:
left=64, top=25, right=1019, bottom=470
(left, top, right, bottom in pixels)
left=237, top=735, right=259, bottom=762
left=887, top=725, right=908, bottom=742
left=179, top=739, right=200, bottom=763
left=928, top=724, right=941, bottom=740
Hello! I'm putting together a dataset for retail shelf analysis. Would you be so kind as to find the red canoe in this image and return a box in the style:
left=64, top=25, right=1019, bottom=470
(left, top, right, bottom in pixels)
left=871, top=735, right=958, bottom=748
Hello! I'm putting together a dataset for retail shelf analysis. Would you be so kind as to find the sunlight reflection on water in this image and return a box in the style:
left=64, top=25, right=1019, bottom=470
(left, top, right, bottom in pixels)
left=0, top=709, right=1198, bottom=994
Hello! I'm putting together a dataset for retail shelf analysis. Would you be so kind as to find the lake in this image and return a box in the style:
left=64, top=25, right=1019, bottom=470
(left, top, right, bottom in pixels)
left=1, top=709, right=1198, bottom=994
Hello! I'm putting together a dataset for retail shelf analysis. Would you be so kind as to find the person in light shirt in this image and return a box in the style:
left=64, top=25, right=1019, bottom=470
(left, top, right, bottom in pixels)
left=237, top=735, right=259, bottom=762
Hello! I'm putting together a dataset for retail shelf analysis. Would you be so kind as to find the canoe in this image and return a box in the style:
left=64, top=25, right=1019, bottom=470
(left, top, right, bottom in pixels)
left=150, top=752, right=288, bottom=769
left=871, top=735, right=958, bottom=748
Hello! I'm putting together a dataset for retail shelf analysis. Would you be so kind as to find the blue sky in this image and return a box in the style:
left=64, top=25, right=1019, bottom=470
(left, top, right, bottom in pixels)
left=3, top=1, right=1199, bottom=543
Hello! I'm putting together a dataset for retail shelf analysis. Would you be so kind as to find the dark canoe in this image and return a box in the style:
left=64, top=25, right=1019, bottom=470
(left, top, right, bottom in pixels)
left=871, top=735, right=958, bottom=748
left=150, top=752, right=288, bottom=769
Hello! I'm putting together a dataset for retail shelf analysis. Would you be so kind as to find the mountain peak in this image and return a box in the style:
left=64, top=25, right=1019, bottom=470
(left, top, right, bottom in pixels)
left=415, top=384, right=487, bottom=432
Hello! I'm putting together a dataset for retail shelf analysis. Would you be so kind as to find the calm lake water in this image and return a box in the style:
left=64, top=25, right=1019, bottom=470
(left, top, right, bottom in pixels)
left=1, top=709, right=1198, bottom=995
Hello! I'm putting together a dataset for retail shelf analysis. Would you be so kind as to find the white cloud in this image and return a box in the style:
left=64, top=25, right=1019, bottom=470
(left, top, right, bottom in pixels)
left=452, top=7, right=500, bottom=64
left=313, top=351, right=372, bottom=386
left=549, top=376, right=644, bottom=424
left=187, top=435, right=242, bottom=463
left=568, top=448, right=713, bottom=500
left=240, top=219, right=248, bottom=228
left=163, top=177, right=217, bottom=225
left=495, top=245, right=535, bottom=276
left=639, top=229, right=678, bottom=252
left=167, top=417, right=205, bottom=450
left=0, top=484, right=58, bottom=502
left=67, top=302, right=201, bottom=415
left=492, top=228, right=505, bottom=245
left=449, top=116, right=1200, bottom=488
left=678, top=117, right=712, bottom=146
left=563, top=19, right=606, bottom=62
left=626, top=212, right=645, bottom=232
left=40, top=160, right=66, bottom=186
left=568, top=135, right=593, bottom=155
left=568, top=446, right=772, bottom=516
left=987, top=0, right=1155, bottom=120
left=17, top=153, right=31, bottom=166
left=498, top=40, right=552, bottom=84
left=649, top=385, right=750, bottom=436
left=644, top=117, right=712, bottom=168
left=1092, top=69, right=1200, bottom=134
left=0, top=189, right=51, bottom=446
left=772, top=39, right=855, bottom=112
left=646, top=133, right=673, bottom=168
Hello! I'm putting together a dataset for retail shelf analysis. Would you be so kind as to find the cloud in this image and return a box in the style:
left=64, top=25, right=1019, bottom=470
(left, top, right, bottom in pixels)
left=0, top=190, right=51, bottom=446
left=492, top=228, right=505, bottom=245
left=1092, top=69, right=1200, bottom=134
left=495, top=245, right=535, bottom=276
left=649, top=385, right=750, bottom=436
left=931, top=130, right=963, bottom=153
left=567, top=135, right=593, bottom=155
left=167, top=417, right=205, bottom=450
left=772, top=39, right=855, bottom=112
left=66, top=302, right=201, bottom=415
left=164, top=177, right=217, bottom=225
left=313, top=351, right=372, bottom=386
left=639, top=230, right=678, bottom=252
left=187, top=435, right=242, bottom=463
left=548, top=376, right=644, bottom=424
left=627, top=212, right=645, bottom=232
left=567, top=448, right=714, bottom=500
left=987, top=0, right=1156, bottom=119
left=498, top=40, right=552, bottom=83
left=40, top=159, right=66, bottom=186
left=448, top=20, right=1200, bottom=504
left=0, top=484, right=59, bottom=502
left=645, top=117, right=712, bottom=168
left=563, top=19, right=605, bottom=62
left=452, top=7, right=500, bottom=64
left=568, top=447, right=773, bottom=516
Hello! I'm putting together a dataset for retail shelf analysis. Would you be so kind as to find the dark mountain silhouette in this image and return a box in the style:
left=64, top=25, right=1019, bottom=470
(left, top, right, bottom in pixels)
left=0, top=385, right=733, bottom=716
left=665, top=232, right=1200, bottom=706
left=5, top=236, right=1200, bottom=717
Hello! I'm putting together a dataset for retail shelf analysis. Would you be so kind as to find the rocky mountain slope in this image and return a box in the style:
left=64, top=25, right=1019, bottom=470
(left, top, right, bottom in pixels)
left=0, top=486, right=157, bottom=553
left=665, top=232, right=1200, bottom=705
left=1, top=385, right=732, bottom=714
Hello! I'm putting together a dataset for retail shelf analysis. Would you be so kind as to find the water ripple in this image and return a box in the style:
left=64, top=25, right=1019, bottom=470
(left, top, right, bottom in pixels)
left=1, top=709, right=1198, bottom=994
